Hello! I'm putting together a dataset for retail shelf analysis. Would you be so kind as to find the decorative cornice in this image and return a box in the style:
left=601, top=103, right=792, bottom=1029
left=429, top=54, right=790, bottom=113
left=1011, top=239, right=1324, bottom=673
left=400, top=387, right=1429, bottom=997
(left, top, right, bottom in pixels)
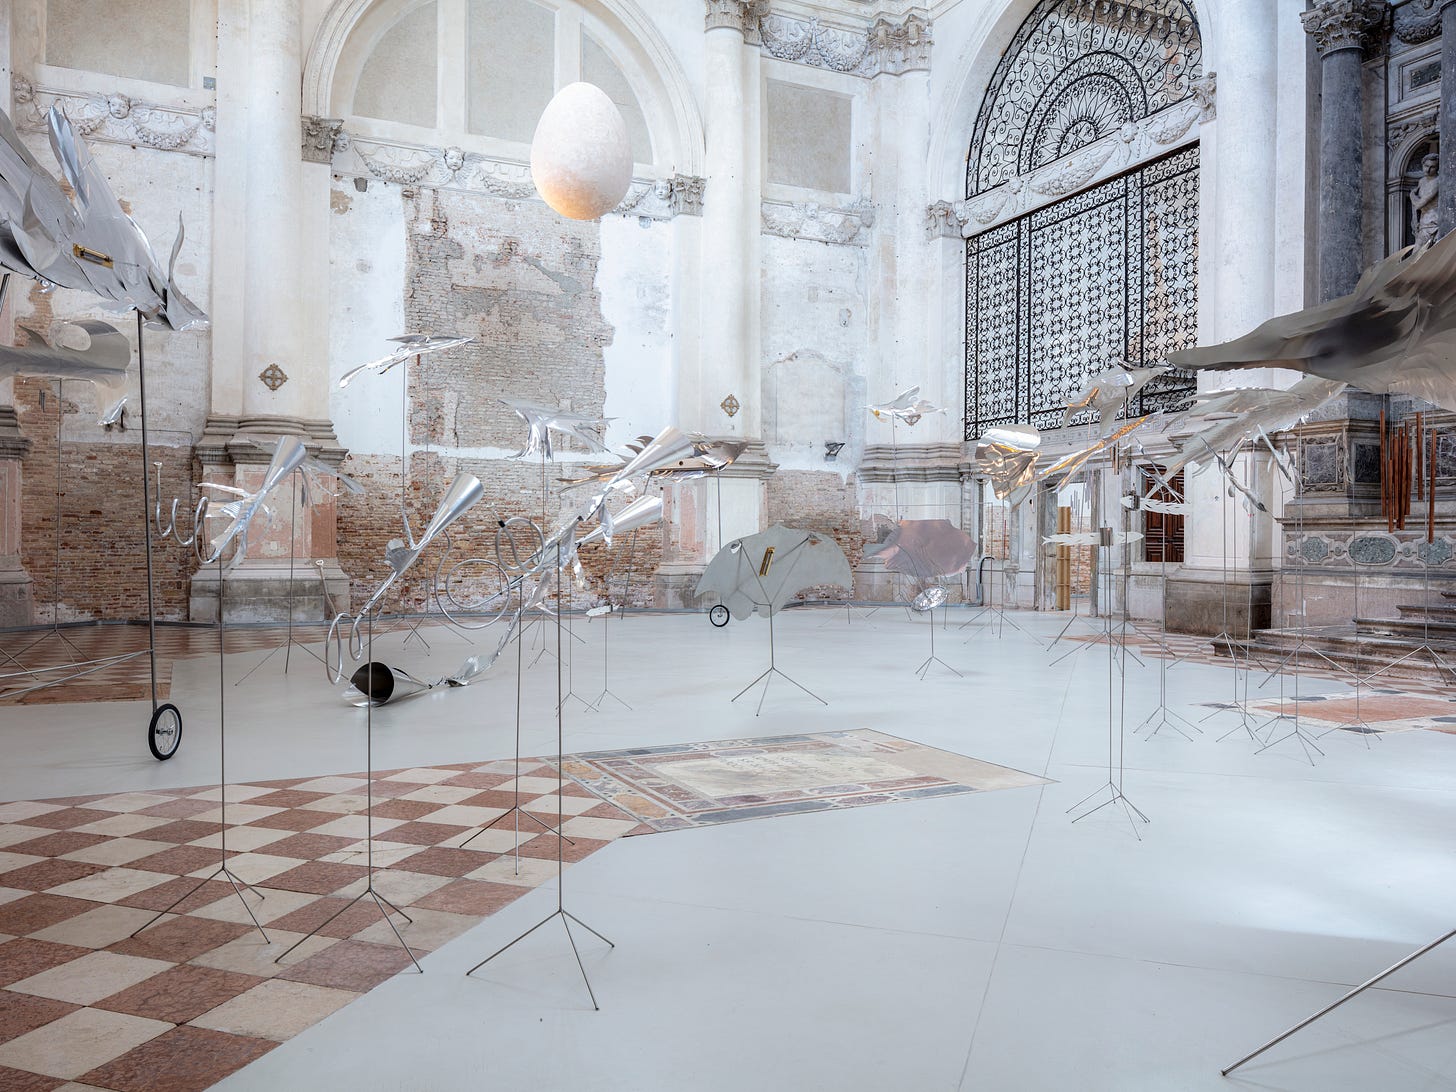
left=1393, top=0, right=1450, bottom=45
left=197, top=416, right=347, bottom=468
left=1301, top=0, right=1384, bottom=56
left=714, top=438, right=778, bottom=480
left=301, top=115, right=345, bottom=164
left=705, top=0, right=769, bottom=44
left=11, top=75, right=215, bottom=157
left=762, top=196, right=875, bottom=246
left=958, top=98, right=1202, bottom=237
left=760, top=11, right=932, bottom=79
left=859, top=442, right=963, bottom=483
left=328, top=132, right=699, bottom=219
left=762, top=15, right=874, bottom=76
left=0, top=406, right=32, bottom=461
left=1388, top=108, right=1439, bottom=153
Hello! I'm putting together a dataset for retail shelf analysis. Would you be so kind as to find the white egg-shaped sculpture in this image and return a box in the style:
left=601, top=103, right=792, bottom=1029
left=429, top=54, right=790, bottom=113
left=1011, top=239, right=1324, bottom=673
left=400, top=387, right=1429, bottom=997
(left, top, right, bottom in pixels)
left=530, top=82, right=633, bottom=221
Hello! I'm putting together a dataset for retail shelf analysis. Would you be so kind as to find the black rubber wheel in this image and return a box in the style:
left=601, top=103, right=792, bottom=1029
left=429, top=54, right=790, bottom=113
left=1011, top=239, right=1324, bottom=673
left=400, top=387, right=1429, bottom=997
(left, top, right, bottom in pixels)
left=148, top=703, right=182, bottom=761
left=709, top=604, right=730, bottom=627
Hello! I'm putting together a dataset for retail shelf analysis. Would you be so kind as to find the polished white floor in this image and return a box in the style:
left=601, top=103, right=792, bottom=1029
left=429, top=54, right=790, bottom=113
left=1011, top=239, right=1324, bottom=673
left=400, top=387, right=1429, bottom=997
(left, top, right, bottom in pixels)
left=4, top=607, right=1456, bottom=1091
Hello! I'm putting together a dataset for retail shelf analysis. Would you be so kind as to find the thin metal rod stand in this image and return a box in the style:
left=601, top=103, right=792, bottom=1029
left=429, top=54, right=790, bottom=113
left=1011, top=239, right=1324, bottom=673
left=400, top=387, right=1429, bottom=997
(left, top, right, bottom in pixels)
left=460, top=603, right=569, bottom=866
left=914, top=610, right=961, bottom=680
left=586, top=607, right=631, bottom=712
left=275, top=622, right=420, bottom=972
left=1253, top=710, right=1324, bottom=766
left=134, top=556, right=266, bottom=941
left=731, top=609, right=826, bottom=716
left=1136, top=704, right=1200, bottom=741
left=1067, top=781, right=1150, bottom=838
left=465, top=541, right=612, bottom=1009
left=465, top=907, right=614, bottom=1010
left=1222, top=926, right=1456, bottom=1077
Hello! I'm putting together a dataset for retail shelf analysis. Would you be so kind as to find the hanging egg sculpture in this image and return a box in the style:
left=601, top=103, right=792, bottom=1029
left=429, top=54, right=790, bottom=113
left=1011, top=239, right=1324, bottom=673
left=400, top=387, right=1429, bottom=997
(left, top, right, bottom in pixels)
left=529, top=82, right=633, bottom=221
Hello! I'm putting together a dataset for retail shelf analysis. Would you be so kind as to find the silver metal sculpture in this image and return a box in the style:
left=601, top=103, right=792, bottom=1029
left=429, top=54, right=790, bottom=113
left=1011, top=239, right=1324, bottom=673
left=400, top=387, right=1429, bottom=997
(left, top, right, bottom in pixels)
left=868, top=385, right=946, bottom=426
left=1167, top=227, right=1456, bottom=413
left=696, top=524, right=852, bottom=620
left=0, top=105, right=204, bottom=331
left=0, top=320, right=131, bottom=425
left=697, top=524, right=850, bottom=715
left=500, top=398, right=609, bottom=460
left=1043, top=529, right=1144, bottom=547
left=1063, top=362, right=1166, bottom=433
left=974, top=424, right=1041, bottom=500
left=337, top=333, right=473, bottom=388
left=865, top=518, right=977, bottom=607
left=346, top=657, right=488, bottom=706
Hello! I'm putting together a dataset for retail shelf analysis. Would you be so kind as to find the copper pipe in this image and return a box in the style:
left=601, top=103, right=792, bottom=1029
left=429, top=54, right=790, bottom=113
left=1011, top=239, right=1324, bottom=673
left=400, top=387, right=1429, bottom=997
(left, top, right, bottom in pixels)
left=1381, top=409, right=1390, bottom=532
left=1430, top=426, right=1438, bottom=544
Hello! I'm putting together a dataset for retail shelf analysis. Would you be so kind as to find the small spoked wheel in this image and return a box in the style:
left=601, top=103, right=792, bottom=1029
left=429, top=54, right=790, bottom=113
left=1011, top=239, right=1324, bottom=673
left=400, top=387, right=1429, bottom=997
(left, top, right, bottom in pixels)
left=708, top=604, right=730, bottom=627
left=148, top=703, right=183, bottom=761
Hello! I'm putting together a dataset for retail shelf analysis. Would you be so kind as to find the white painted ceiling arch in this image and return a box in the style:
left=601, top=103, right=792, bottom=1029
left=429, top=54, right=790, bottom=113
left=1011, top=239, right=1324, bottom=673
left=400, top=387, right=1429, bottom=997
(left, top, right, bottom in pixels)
left=302, top=0, right=704, bottom=176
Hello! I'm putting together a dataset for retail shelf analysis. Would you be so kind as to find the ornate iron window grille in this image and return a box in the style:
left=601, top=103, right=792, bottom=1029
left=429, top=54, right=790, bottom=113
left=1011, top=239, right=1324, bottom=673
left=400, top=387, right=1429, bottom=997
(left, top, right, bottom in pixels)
left=965, top=144, right=1200, bottom=438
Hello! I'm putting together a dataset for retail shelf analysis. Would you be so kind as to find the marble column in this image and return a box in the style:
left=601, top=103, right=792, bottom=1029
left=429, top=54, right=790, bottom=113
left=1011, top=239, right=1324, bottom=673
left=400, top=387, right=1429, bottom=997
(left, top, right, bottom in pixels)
left=657, top=1, right=772, bottom=606
left=1439, top=1, right=1456, bottom=235
left=197, top=0, right=346, bottom=621
left=1302, top=0, right=1381, bottom=302
left=1170, top=0, right=1282, bottom=634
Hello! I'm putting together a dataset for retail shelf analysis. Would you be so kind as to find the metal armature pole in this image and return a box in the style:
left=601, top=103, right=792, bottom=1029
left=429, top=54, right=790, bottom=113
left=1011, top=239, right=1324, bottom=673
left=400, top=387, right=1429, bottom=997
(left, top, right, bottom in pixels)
left=1222, top=926, right=1456, bottom=1076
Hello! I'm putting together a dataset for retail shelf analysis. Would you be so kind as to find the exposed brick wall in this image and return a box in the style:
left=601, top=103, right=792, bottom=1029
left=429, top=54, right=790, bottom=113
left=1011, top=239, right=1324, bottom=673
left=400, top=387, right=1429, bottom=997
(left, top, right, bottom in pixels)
left=336, top=451, right=664, bottom=615
left=765, top=469, right=861, bottom=601
left=16, top=375, right=196, bottom=622
left=401, top=188, right=610, bottom=452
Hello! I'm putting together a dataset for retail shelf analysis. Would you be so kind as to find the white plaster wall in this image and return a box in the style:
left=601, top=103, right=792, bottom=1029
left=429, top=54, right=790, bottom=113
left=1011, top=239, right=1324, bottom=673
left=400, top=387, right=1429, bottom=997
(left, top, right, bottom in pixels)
left=598, top=213, right=674, bottom=448
left=760, top=234, right=867, bottom=473
left=328, top=178, right=408, bottom=457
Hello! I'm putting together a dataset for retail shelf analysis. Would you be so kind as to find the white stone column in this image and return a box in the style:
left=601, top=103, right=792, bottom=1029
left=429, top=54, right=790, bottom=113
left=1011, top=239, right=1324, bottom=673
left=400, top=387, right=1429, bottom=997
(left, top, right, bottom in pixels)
left=197, top=0, right=345, bottom=621
left=658, top=1, right=772, bottom=606
left=1171, top=0, right=1283, bottom=634
left=695, top=0, right=761, bottom=438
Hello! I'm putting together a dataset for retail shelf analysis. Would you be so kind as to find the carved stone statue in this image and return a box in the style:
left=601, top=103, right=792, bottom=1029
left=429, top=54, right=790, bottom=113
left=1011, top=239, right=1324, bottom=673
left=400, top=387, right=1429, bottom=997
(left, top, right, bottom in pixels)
left=1412, top=152, right=1440, bottom=252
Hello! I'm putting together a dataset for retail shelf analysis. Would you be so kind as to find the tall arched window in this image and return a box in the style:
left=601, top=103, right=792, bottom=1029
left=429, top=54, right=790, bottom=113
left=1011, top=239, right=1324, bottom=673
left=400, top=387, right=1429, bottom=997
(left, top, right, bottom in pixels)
left=964, top=0, right=1204, bottom=437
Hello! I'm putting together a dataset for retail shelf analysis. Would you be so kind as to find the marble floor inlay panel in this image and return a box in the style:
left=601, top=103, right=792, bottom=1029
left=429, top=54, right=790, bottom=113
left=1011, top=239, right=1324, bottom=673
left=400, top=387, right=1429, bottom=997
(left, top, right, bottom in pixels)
left=0, top=760, right=649, bottom=1092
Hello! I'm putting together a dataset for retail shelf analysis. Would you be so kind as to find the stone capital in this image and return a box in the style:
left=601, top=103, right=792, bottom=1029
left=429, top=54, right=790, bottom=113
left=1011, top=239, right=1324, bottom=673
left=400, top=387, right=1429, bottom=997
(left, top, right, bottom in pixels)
left=705, top=0, right=768, bottom=43
left=1190, top=72, right=1216, bottom=123
left=301, top=115, right=345, bottom=164
left=869, top=13, right=932, bottom=76
left=669, top=173, right=707, bottom=217
left=0, top=406, right=31, bottom=460
left=1300, top=0, right=1384, bottom=56
left=925, top=200, right=967, bottom=240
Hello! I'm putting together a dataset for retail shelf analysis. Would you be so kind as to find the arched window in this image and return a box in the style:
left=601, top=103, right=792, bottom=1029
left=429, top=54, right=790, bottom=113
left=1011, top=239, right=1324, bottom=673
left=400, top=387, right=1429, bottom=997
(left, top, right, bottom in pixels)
left=967, top=0, right=1203, bottom=197
left=963, top=0, right=1203, bottom=437
left=337, top=0, right=653, bottom=167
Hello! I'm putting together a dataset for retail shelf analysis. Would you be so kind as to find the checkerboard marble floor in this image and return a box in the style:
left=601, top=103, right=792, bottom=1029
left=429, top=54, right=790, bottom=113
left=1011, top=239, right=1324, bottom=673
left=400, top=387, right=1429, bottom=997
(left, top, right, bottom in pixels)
left=0, top=761, right=648, bottom=1091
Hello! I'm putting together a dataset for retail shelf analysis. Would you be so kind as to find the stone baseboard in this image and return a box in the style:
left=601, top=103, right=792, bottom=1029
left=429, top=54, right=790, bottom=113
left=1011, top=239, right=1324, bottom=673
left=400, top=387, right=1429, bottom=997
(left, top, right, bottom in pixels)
left=1165, top=573, right=1271, bottom=637
left=190, top=561, right=349, bottom=624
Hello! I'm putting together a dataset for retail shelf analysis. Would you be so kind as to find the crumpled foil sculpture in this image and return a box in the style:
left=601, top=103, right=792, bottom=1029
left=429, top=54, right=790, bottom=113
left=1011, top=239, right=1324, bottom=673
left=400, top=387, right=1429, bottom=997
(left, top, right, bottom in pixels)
left=338, top=333, right=474, bottom=388
left=500, top=398, right=609, bottom=460
left=0, top=105, right=204, bottom=330
left=868, top=385, right=946, bottom=426
left=974, top=424, right=1042, bottom=500
left=1167, top=228, right=1456, bottom=413
left=865, top=519, right=977, bottom=610
left=563, top=429, right=747, bottom=495
left=1063, top=362, right=1166, bottom=433
left=0, top=320, right=130, bottom=425
left=695, top=524, right=852, bottom=620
